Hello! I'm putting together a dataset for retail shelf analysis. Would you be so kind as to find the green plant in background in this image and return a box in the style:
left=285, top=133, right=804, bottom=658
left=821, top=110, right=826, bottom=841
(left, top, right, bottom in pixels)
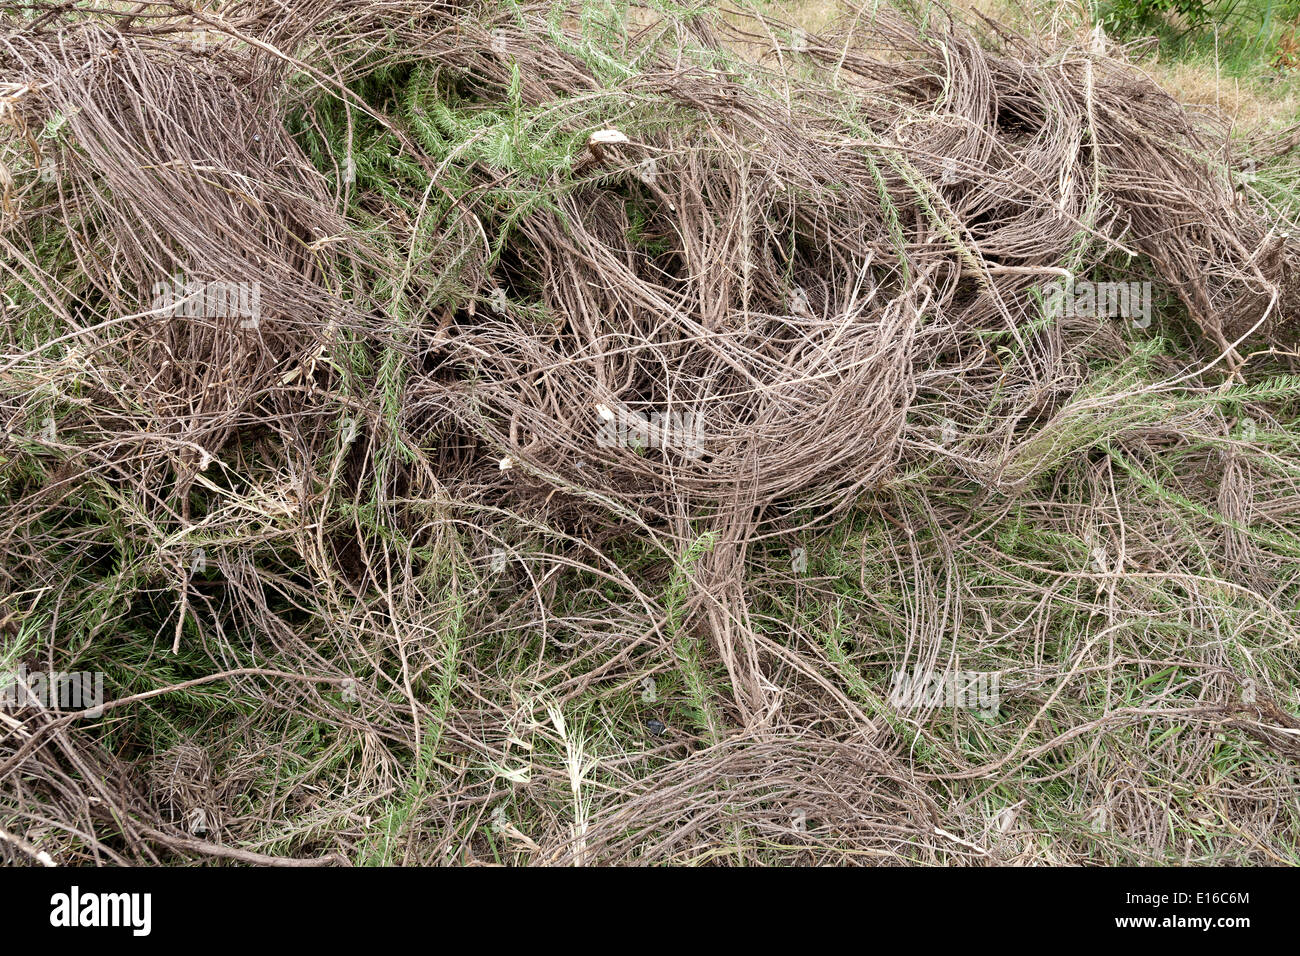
left=1099, top=0, right=1213, bottom=34
left=1097, top=0, right=1300, bottom=67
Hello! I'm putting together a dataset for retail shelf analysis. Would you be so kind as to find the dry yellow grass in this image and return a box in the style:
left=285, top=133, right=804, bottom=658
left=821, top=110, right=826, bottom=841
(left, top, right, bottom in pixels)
left=1146, top=58, right=1300, bottom=130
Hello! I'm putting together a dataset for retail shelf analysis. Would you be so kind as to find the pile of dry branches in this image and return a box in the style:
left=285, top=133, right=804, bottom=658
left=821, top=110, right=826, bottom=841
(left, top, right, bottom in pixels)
left=1, top=0, right=1298, bottom=865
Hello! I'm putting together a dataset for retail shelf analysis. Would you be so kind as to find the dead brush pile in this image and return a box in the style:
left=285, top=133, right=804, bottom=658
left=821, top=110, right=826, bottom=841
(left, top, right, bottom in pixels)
left=1, top=0, right=1300, bottom=865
